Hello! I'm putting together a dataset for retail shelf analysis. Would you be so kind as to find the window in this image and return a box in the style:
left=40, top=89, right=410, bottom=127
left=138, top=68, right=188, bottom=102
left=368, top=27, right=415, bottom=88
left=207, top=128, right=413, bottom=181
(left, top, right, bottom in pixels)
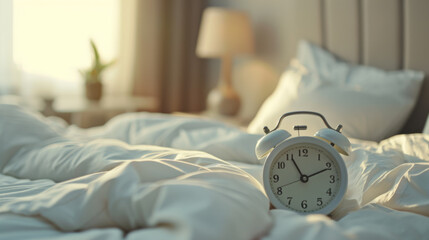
left=12, top=0, right=119, bottom=97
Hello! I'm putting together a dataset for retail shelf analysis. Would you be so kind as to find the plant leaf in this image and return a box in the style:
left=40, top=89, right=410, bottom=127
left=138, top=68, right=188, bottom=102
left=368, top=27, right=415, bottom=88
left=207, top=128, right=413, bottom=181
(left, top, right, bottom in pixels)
left=90, top=39, right=101, bottom=67
left=80, top=39, right=115, bottom=83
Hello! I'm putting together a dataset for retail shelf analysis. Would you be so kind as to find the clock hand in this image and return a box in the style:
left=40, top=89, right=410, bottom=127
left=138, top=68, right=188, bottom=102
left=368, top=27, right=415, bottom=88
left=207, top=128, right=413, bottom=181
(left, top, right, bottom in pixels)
left=307, top=168, right=331, bottom=179
left=290, top=154, right=304, bottom=177
left=279, top=178, right=301, bottom=188
left=290, top=154, right=311, bottom=183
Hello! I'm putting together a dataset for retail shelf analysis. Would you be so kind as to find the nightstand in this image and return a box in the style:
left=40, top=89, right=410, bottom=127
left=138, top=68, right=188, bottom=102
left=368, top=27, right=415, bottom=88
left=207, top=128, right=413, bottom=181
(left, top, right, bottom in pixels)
left=52, top=95, right=158, bottom=128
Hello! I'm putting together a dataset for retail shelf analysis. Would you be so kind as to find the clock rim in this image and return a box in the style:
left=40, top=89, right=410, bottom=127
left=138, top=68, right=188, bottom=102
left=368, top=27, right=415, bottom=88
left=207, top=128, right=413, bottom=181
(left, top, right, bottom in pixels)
left=262, top=136, right=348, bottom=215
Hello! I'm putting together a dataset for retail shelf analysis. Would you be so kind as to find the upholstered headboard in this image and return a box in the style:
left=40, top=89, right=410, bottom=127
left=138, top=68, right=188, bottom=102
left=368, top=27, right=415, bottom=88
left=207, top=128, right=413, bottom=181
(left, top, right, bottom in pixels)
left=207, top=0, right=429, bottom=133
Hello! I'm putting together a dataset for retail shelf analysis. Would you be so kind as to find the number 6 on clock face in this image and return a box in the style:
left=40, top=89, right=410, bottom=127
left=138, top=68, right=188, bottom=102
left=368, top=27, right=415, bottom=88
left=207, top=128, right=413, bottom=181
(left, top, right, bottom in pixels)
left=262, top=137, right=348, bottom=215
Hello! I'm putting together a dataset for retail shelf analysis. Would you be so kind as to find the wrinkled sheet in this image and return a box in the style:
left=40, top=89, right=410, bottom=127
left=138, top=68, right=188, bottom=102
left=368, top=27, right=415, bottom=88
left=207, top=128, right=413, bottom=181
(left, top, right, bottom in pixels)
left=1, top=104, right=429, bottom=240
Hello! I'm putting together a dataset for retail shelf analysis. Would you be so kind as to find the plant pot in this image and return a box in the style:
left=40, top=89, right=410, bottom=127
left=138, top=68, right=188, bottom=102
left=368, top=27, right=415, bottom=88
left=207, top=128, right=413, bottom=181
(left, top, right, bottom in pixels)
left=85, top=82, right=103, bottom=101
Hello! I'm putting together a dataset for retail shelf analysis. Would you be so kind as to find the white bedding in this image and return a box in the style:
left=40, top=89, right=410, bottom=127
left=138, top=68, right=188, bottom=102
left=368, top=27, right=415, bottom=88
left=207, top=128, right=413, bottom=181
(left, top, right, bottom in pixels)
left=1, top=104, right=429, bottom=240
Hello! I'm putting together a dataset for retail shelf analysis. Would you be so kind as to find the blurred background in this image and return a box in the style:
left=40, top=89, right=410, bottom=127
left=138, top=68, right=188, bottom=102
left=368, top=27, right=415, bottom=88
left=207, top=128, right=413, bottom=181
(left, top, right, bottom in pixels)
left=0, top=0, right=281, bottom=127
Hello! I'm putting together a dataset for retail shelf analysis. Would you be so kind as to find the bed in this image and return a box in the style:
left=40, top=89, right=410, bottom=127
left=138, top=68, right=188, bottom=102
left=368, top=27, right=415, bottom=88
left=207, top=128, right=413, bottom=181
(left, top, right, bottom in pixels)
left=1, top=1, right=429, bottom=240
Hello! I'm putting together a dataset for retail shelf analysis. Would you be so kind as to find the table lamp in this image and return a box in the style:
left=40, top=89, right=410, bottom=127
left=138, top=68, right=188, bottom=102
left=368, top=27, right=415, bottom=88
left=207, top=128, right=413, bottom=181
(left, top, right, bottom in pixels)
left=196, top=7, right=254, bottom=116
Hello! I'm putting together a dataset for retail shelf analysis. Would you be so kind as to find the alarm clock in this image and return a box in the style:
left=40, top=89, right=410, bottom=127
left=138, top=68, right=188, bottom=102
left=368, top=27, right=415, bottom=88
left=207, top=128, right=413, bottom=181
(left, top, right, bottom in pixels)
left=255, top=111, right=351, bottom=215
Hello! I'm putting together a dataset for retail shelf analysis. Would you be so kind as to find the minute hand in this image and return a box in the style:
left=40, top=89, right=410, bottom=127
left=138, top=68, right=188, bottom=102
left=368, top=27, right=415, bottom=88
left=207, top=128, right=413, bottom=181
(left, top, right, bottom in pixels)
left=307, top=168, right=331, bottom=178
left=290, top=154, right=304, bottom=177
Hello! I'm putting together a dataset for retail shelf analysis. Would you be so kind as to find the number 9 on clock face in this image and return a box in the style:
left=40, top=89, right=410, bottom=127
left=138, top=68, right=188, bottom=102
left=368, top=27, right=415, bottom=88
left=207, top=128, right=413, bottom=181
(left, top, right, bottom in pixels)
left=262, top=137, right=348, bottom=215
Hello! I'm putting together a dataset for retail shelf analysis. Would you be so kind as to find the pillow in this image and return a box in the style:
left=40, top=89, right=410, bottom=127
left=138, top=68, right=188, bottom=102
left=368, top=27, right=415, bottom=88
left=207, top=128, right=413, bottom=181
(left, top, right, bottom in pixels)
left=248, top=41, right=424, bottom=141
left=424, top=114, right=429, bottom=134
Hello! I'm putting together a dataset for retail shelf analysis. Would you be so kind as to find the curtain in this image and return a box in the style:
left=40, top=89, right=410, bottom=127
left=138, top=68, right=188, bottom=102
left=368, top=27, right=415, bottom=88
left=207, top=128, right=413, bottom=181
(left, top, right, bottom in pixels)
left=119, top=0, right=206, bottom=113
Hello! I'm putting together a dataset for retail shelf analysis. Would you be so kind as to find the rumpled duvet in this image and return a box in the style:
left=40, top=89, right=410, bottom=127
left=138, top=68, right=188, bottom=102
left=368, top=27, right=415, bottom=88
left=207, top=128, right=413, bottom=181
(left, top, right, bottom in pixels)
left=1, top=104, right=428, bottom=240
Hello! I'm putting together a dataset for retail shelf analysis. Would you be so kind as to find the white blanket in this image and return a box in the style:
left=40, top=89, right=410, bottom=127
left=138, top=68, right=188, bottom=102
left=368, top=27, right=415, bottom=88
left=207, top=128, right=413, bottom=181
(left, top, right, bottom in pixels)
left=1, top=104, right=429, bottom=240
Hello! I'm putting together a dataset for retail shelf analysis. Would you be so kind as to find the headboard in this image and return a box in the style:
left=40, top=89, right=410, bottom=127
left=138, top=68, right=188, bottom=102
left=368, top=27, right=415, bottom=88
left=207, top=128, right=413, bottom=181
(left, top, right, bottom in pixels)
left=207, top=0, right=429, bottom=133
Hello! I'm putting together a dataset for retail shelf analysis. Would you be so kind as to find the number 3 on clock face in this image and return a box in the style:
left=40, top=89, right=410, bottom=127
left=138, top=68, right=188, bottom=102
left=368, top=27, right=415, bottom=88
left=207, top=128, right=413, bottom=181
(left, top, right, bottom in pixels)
left=263, top=137, right=348, bottom=215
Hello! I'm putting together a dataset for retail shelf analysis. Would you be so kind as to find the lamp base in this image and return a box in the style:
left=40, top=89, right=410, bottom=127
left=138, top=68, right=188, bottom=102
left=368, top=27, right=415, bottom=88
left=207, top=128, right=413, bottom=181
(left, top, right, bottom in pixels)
left=207, top=86, right=240, bottom=116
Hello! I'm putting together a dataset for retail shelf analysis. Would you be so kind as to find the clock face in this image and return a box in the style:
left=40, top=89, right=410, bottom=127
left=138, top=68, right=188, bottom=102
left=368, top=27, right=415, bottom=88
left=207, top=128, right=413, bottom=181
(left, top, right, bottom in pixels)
left=263, top=137, right=347, bottom=214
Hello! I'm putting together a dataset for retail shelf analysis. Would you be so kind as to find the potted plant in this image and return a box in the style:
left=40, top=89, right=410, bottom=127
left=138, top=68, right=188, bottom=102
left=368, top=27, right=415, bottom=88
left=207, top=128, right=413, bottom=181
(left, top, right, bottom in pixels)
left=80, top=39, right=115, bottom=101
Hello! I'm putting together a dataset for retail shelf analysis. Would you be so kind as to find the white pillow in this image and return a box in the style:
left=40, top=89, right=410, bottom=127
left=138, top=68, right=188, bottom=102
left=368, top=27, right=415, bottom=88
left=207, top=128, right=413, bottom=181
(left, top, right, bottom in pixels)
left=248, top=41, right=424, bottom=141
left=424, top=114, right=429, bottom=134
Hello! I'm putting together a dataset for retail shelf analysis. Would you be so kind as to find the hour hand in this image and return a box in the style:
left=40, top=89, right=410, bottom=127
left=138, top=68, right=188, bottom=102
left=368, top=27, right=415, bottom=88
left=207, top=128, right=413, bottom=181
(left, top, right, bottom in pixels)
left=307, top=168, right=331, bottom=179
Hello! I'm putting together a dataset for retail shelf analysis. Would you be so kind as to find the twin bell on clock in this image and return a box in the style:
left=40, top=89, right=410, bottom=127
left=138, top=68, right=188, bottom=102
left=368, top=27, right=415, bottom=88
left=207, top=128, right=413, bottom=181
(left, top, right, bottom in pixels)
left=255, top=111, right=351, bottom=215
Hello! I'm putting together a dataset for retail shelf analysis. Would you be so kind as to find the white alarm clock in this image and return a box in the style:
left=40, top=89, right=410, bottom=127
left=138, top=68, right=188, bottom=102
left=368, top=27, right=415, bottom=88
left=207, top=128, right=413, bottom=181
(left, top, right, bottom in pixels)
left=255, top=111, right=351, bottom=215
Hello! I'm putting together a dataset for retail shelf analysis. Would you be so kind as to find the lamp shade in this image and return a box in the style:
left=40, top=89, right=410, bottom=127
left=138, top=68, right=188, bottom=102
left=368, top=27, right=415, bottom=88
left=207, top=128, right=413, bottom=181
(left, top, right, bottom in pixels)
left=196, top=7, right=254, bottom=57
